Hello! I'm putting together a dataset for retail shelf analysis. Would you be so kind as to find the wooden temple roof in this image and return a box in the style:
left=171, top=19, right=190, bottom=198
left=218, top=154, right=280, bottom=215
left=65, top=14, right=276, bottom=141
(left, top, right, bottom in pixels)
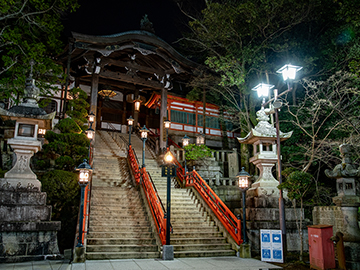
left=57, top=30, right=200, bottom=97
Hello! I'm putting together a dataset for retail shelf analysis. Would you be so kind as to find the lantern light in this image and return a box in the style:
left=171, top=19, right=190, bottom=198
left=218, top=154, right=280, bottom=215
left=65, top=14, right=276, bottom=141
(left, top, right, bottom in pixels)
left=140, top=125, right=149, bottom=140
left=86, top=127, right=95, bottom=140
left=127, top=115, right=134, bottom=126
left=182, top=134, right=190, bottom=147
left=276, top=64, right=303, bottom=81
left=252, top=83, right=274, bottom=98
left=134, top=98, right=142, bottom=112
left=88, top=112, right=95, bottom=123
left=164, top=151, right=174, bottom=164
left=76, top=159, right=93, bottom=185
left=236, top=167, right=250, bottom=190
left=164, top=119, right=171, bottom=129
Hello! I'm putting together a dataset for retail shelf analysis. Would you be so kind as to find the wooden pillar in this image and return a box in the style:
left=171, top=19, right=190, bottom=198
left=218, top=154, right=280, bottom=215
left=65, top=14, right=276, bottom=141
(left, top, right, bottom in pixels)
left=90, top=73, right=99, bottom=131
left=160, top=87, right=168, bottom=151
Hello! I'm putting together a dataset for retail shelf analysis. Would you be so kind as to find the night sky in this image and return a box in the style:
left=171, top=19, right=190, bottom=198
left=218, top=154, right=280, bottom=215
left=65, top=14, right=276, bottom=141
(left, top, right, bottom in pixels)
left=62, top=0, right=189, bottom=45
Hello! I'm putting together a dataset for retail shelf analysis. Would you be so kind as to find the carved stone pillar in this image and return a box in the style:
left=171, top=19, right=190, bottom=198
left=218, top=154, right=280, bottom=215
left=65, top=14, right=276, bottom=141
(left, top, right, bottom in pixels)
left=90, top=73, right=99, bottom=130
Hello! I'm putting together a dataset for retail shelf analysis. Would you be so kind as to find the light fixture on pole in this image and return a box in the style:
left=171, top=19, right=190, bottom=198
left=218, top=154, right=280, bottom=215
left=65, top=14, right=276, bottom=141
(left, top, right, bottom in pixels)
left=236, top=167, right=250, bottom=243
left=88, top=111, right=95, bottom=124
left=161, top=150, right=176, bottom=260
left=182, top=135, right=190, bottom=175
left=134, top=98, right=142, bottom=112
left=196, top=131, right=205, bottom=146
left=75, top=159, right=92, bottom=247
left=251, top=83, right=274, bottom=98
left=140, top=125, right=149, bottom=168
left=164, top=119, right=171, bottom=149
left=276, top=64, right=302, bottom=81
left=127, top=116, right=134, bottom=145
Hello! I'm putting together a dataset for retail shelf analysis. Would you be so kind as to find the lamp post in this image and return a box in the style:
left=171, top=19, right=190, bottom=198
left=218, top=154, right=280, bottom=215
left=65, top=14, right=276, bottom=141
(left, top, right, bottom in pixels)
left=140, top=125, right=149, bottom=168
left=236, top=167, right=250, bottom=243
left=75, top=159, right=92, bottom=247
left=252, top=63, right=302, bottom=259
left=164, top=119, right=171, bottom=149
left=196, top=131, right=205, bottom=146
left=182, top=135, right=190, bottom=175
left=161, top=150, right=176, bottom=260
left=127, top=116, right=134, bottom=145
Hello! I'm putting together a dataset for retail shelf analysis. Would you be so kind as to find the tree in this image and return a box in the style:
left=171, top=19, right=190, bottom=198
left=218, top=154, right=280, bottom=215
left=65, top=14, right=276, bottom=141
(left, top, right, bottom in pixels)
left=278, top=169, right=314, bottom=262
left=0, top=0, right=79, bottom=102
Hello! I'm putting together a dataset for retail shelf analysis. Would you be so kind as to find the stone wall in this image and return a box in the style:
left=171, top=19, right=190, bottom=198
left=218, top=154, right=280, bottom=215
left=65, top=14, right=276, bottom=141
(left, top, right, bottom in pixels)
left=0, top=188, right=61, bottom=263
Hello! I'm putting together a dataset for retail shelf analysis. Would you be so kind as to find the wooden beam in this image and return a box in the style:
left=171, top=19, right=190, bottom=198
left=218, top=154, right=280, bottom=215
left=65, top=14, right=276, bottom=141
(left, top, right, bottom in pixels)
left=99, top=70, right=163, bottom=89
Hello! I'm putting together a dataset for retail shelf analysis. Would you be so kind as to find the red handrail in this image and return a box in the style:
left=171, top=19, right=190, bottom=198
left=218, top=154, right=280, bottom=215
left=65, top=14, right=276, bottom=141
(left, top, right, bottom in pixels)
left=128, top=145, right=167, bottom=245
left=186, top=169, right=242, bottom=245
left=167, top=150, right=242, bottom=245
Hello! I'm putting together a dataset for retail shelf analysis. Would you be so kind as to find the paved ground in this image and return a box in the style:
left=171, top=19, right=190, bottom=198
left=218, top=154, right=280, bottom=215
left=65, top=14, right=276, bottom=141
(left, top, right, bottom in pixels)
left=0, top=257, right=282, bottom=270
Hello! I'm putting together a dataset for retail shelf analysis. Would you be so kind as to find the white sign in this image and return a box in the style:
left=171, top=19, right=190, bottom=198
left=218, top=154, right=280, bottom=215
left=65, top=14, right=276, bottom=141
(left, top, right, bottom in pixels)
left=260, top=229, right=283, bottom=263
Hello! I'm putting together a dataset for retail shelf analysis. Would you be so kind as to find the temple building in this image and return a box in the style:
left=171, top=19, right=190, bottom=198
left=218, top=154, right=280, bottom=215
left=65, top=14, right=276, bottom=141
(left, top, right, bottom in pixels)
left=54, top=18, right=238, bottom=149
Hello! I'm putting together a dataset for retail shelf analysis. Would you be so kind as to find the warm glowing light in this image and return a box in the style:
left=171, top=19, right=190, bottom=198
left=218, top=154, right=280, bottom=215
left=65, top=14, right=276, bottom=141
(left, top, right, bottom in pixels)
left=164, top=119, right=171, bottom=129
left=38, top=129, right=46, bottom=135
left=182, top=135, right=190, bottom=147
left=164, top=151, right=173, bottom=163
left=236, top=167, right=250, bottom=189
left=127, top=116, right=134, bottom=126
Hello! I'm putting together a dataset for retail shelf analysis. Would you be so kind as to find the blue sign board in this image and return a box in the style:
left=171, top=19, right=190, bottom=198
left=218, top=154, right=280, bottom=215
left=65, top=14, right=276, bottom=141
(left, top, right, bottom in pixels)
left=260, top=229, right=283, bottom=263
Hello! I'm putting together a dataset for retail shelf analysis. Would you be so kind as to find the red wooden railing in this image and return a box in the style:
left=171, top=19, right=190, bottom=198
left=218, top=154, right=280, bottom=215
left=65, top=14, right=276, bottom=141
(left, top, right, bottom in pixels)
left=128, top=145, right=167, bottom=245
left=168, top=151, right=242, bottom=245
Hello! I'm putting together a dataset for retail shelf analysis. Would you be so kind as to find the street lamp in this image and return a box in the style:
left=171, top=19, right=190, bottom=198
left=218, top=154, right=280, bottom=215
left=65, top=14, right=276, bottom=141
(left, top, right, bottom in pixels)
left=75, top=159, right=92, bottom=247
left=127, top=116, right=134, bottom=145
left=161, top=150, right=176, bottom=260
left=236, top=167, right=250, bottom=243
left=164, top=119, right=171, bottom=149
left=182, top=135, right=190, bottom=174
left=252, top=63, right=302, bottom=259
left=251, top=83, right=274, bottom=98
left=196, top=131, right=205, bottom=145
left=140, top=125, right=149, bottom=168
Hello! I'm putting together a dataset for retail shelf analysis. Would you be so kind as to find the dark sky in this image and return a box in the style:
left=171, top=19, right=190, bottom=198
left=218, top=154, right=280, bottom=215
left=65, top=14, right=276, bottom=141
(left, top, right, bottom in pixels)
left=62, top=0, right=189, bottom=45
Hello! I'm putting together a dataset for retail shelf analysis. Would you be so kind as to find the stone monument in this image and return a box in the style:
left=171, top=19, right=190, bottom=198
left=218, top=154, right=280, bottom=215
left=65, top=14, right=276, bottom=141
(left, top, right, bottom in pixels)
left=237, top=108, right=307, bottom=255
left=313, top=144, right=360, bottom=269
left=238, top=107, right=292, bottom=206
left=0, top=64, right=60, bottom=262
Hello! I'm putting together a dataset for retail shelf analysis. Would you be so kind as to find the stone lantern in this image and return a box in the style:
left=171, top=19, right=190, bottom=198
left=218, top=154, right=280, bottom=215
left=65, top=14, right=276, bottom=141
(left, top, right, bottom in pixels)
left=0, top=75, right=55, bottom=190
left=238, top=108, right=292, bottom=199
left=0, top=67, right=59, bottom=262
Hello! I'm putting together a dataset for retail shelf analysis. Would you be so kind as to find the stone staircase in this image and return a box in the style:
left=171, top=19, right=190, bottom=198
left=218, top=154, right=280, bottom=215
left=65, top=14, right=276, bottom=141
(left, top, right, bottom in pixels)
left=122, top=132, right=236, bottom=258
left=144, top=159, right=235, bottom=257
left=85, top=130, right=159, bottom=260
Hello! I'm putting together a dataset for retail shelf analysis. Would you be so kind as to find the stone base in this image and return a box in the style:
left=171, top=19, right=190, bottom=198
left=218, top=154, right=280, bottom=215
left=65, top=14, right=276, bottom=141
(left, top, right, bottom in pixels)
left=0, top=188, right=61, bottom=263
left=162, top=245, right=174, bottom=260
left=239, top=243, right=251, bottom=258
left=73, top=246, right=85, bottom=263
left=0, top=231, right=60, bottom=263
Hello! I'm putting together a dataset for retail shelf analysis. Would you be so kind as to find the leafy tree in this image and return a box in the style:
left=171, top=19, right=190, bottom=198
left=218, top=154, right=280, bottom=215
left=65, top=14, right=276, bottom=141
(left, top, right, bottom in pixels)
left=0, top=0, right=80, bottom=103
left=184, top=143, right=213, bottom=161
left=278, top=169, right=314, bottom=262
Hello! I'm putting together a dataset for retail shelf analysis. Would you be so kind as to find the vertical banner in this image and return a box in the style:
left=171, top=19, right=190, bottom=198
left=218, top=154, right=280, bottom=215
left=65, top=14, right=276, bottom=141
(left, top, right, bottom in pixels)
left=260, top=229, right=283, bottom=263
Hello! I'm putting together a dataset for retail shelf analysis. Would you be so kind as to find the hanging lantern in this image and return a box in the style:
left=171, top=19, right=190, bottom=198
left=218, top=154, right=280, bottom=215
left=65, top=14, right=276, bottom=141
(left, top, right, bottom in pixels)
left=276, top=64, right=303, bottom=81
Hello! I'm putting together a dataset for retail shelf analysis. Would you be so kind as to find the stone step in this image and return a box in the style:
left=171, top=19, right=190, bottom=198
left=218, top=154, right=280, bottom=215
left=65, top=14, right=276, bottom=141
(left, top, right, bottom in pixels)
left=87, top=238, right=156, bottom=245
left=174, top=249, right=236, bottom=258
left=88, top=231, right=154, bottom=238
left=170, top=237, right=227, bottom=245
left=88, top=225, right=152, bottom=232
left=87, top=245, right=158, bottom=253
left=89, top=220, right=149, bottom=226
left=171, top=231, right=223, bottom=238
left=172, top=243, right=231, bottom=252
left=86, top=251, right=159, bottom=260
